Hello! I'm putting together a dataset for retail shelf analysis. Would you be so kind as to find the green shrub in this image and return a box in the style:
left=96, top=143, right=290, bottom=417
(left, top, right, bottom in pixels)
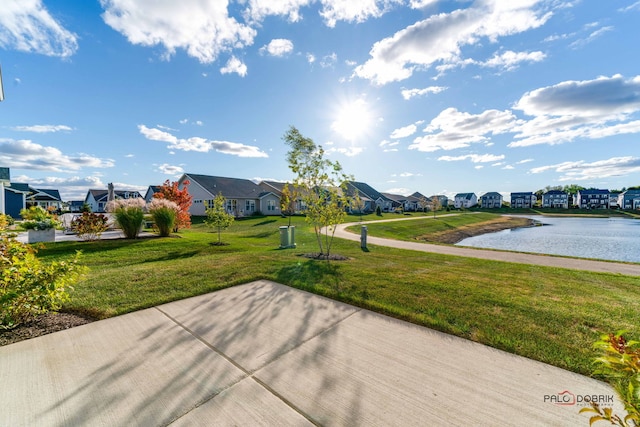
left=375, top=205, right=382, bottom=216
left=71, top=212, right=109, bottom=241
left=148, top=199, right=178, bottom=237
left=20, top=206, right=60, bottom=230
left=580, top=331, right=640, bottom=426
left=0, top=233, right=86, bottom=329
left=107, top=198, right=145, bottom=239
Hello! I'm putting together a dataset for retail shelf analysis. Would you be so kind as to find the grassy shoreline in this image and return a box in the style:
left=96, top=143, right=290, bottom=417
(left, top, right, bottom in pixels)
left=26, top=214, right=639, bottom=378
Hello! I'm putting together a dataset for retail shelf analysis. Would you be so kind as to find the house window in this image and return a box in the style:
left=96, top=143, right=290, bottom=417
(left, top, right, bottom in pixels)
left=206, top=200, right=214, bottom=209
left=267, top=200, right=276, bottom=211
left=246, top=200, right=255, bottom=212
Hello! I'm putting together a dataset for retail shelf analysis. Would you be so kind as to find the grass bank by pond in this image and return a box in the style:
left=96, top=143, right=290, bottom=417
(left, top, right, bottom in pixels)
left=33, top=215, right=639, bottom=377
left=347, top=212, right=534, bottom=244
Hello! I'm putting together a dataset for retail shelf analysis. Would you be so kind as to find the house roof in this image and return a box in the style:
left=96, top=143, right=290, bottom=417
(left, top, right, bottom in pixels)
left=185, top=173, right=264, bottom=199
left=621, top=189, right=640, bottom=196
left=409, top=191, right=427, bottom=200
left=345, top=181, right=391, bottom=202
left=29, top=188, right=62, bottom=201
left=481, top=192, right=502, bottom=198
left=6, top=182, right=31, bottom=193
left=454, top=193, right=476, bottom=199
left=259, top=180, right=289, bottom=195
left=510, top=192, right=534, bottom=196
left=578, top=189, right=609, bottom=195
left=87, top=189, right=143, bottom=202
left=380, top=192, right=408, bottom=202
left=0, top=167, right=9, bottom=182
left=544, top=190, right=567, bottom=195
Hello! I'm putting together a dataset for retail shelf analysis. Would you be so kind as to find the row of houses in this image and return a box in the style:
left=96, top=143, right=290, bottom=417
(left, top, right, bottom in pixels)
left=456, top=189, right=640, bottom=210
left=2, top=167, right=639, bottom=219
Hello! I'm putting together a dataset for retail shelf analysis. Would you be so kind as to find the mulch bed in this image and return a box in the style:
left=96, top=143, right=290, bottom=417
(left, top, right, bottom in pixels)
left=0, top=312, right=95, bottom=347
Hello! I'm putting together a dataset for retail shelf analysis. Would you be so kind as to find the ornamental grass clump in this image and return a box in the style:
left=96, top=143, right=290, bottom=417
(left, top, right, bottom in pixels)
left=106, top=198, right=146, bottom=239
left=148, top=198, right=178, bottom=237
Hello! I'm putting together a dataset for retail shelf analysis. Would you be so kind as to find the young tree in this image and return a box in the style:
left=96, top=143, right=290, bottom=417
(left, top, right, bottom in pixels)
left=204, top=193, right=234, bottom=245
left=418, top=196, right=430, bottom=213
left=284, top=126, right=351, bottom=259
left=431, top=195, right=442, bottom=218
left=280, top=183, right=297, bottom=227
left=153, top=179, right=193, bottom=232
left=350, top=191, right=366, bottom=221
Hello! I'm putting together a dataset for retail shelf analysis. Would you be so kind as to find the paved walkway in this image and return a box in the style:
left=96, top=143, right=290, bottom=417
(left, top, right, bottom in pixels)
left=0, top=280, right=623, bottom=426
left=335, top=216, right=640, bottom=276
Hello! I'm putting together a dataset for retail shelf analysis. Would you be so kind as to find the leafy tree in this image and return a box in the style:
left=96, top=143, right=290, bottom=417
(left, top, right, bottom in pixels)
left=153, top=179, right=193, bottom=232
left=431, top=195, right=442, bottom=218
left=204, top=193, right=234, bottom=244
left=284, top=126, right=350, bottom=259
left=280, top=183, right=297, bottom=227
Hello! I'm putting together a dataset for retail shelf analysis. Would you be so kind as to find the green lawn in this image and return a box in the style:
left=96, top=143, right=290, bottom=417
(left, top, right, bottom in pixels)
left=36, top=215, right=639, bottom=377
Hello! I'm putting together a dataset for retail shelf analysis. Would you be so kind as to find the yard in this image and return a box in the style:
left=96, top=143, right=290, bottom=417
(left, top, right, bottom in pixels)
left=18, top=214, right=640, bottom=377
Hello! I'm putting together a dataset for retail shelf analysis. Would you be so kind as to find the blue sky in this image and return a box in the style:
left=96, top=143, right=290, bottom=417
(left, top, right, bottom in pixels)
left=1, top=0, right=639, bottom=201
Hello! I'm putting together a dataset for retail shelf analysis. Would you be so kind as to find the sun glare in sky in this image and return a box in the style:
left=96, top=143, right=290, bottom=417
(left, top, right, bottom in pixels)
left=331, top=99, right=373, bottom=141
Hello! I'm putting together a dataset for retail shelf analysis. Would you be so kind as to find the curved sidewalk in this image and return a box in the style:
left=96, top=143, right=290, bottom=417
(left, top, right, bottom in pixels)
left=334, top=217, right=640, bottom=276
left=0, top=280, right=623, bottom=425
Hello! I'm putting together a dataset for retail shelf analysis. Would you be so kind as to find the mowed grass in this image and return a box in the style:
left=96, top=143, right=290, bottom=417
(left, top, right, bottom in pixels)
left=346, top=212, right=514, bottom=241
left=36, top=215, right=640, bottom=377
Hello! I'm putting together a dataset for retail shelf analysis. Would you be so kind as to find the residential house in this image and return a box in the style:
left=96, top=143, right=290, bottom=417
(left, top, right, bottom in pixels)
left=345, top=181, right=393, bottom=213
left=431, top=195, right=449, bottom=209
left=68, top=200, right=85, bottom=213
left=258, top=180, right=308, bottom=214
left=26, top=188, right=63, bottom=212
left=84, top=189, right=143, bottom=213
left=380, top=192, right=407, bottom=212
left=609, top=192, right=621, bottom=209
left=479, top=192, right=503, bottom=208
left=541, top=190, right=569, bottom=209
left=179, top=173, right=281, bottom=216
left=454, top=193, right=478, bottom=209
left=144, top=185, right=162, bottom=203
left=575, top=189, right=609, bottom=209
left=618, top=189, right=640, bottom=210
left=510, top=192, right=536, bottom=209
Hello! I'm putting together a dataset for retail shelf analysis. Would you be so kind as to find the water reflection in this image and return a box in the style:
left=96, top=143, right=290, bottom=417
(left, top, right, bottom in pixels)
left=456, top=215, right=640, bottom=263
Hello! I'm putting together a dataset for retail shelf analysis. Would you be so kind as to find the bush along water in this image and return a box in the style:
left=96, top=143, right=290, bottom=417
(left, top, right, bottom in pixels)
left=106, top=198, right=146, bottom=239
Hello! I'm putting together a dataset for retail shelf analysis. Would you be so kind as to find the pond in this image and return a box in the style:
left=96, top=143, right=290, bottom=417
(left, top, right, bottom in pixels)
left=456, top=215, right=640, bottom=263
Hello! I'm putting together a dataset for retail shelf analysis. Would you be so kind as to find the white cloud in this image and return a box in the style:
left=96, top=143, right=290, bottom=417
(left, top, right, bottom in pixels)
left=100, top=0, right=256, bottom=64
left=479, top=50, right=546, bottom=71
left=260, top=39, right=294, bottom=56
left=220, top=56, right=248, bottom=76
left=516, top=158, right=534, bottom=164
left=399, top=172, right=422, bottom=177
left=327, top=146, right=365, bottom=156
left=243, top=0, right=310, bottom=23
left=0, top=139, right=114, bottom=172
left=409, top=0, right=437, bottom=8
left=502, top=165, right=515, bottom=170
left=570, top=25, right=614, bottom=49
left=438, top=154, right=505, bottom=163
left=18, top=175, right=107, bottom=200
left=529, top=157, right=640, bottom=181
left=0, top=0, right=78, bottom=57
left=306, top=53, right=316, bottom=63
left=319, top=0, right=402, bottom=28
left=401, top=86, right=447, bottom=100
left=11, top=124, right=73, bottom=133
left=619, top=1, right=640, bottom=12
left=390, top=124, right=417, bottom=139
left=384, top=187, right=411, bottom=195
left=510, top=74, right=640, bottom=147
left=320, top=52, right=337, bottom=68
left=410, top=107, right=520, bottom=152
left=156, top=163, right=184, bottom=175
left=354, top=0, right=552, bottom=84
left=139, top=125, right=268, bottom=158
